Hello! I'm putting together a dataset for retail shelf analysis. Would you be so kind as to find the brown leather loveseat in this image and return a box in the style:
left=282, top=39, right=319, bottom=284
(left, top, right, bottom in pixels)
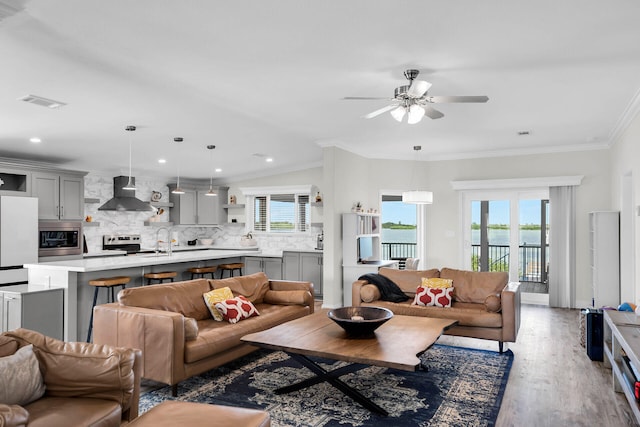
left=0, top=328, right=141, bottom=427
left=93, top=272, right=314, bottom=395
left=353, top=267, right=521, bottom=352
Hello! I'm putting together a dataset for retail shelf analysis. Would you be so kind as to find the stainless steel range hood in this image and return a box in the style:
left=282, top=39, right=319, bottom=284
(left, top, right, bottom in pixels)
left=98, top=176, right=154, bottom=211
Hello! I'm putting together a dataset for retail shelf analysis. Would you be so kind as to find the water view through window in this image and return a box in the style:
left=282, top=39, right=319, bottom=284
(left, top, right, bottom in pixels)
left=381, top=197, right=416, bottom=260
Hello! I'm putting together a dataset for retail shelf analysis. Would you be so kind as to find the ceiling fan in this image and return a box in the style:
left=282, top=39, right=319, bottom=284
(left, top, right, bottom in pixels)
left=344, top=69, right=489, bottom=124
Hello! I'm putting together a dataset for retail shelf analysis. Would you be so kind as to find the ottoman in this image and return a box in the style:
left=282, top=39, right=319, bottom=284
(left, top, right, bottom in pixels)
left=130, top=401, right=270, bottom=427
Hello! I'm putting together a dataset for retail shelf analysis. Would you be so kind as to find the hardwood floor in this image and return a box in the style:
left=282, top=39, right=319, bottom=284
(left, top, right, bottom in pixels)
left=439, top=304, right=639, bottom=427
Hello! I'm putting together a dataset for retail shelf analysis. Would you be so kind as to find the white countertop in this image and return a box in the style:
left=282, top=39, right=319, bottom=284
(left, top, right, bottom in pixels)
left=245, top=249, right=323, bottom=258
left=25, top=249, right=256, bottom=273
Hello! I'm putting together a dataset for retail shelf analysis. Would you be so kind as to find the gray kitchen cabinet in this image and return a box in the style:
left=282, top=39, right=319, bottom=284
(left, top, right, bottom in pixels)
left=282, top=251, right=323, bottom=297
left=169, top=184, right=228, bottom=225
left=300, top=252, right=323, bottom=297
left=282, top=252, right=300, bottom=280
left=32, top=172, right=84, bottom=220
left=0, top=285, right=64, bottom=340
left=244, top=256, right=282, bottom=280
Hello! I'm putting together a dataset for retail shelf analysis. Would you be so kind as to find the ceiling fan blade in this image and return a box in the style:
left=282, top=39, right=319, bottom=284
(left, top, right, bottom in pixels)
left=407, top=80, right=432, bottom=98
left=426, top=95, right=489, bottom=103
left=424, top=105, right=444, bottom=119
left=363, top=104, right=396, bottom=119
left=343, top=96, right=391, bottom=100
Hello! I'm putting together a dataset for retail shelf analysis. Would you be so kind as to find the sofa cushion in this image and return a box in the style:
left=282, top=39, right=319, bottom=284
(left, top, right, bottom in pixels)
left=363, top=300, right=502, bottom=328
left=184, top=317, right=199, bottom=341
left=186, top=304, right=310, bottom=363
left=378, top=267, right=440, bottom=295
left=360, top=284, right=381, bottom=303
left=484, top=294, right=502, bottom=312
left=0, top=344, right=46, bottom=406
left=0, top=404, right=29, bottom=427
left=215, top=296, right=260, bottom=324
left=421, top=278, right=453, bottom=289
left=413, top=286, right=454, bottom=308
left=24, top=396, right=122, bottom=427
left=440, top=268, right=508, bottom=304
left=118, top=279, right=211, bottom=320
left=0, top=335, right=18, bottom=357
left=263, top=290, right=308, bottom=306
left=210, top=272, right=270, bottom=303
left=203, top=287, right=234, bottom=321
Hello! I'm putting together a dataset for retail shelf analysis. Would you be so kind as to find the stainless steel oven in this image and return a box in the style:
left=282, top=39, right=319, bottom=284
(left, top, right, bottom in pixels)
left=38, top=221, right=83, bottom=257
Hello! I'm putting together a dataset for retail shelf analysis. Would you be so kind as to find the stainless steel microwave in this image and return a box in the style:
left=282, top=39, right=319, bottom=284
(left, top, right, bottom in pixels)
left=38, top=221, right=83, bottom=257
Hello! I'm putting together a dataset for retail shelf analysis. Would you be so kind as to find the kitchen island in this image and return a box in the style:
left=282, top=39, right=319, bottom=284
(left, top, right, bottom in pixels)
left=25, top=249, right=257, bottom=342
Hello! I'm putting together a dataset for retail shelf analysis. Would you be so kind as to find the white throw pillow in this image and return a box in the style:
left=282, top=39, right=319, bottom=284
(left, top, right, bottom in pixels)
left=0, top=344, right=46, bottom=405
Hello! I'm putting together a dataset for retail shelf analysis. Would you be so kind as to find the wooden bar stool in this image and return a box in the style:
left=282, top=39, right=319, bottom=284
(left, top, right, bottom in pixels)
left=187, top=266, right=217, bottom=279
left=86, top=276, right=130, bottom=342
left=144, top=271, right=178, bottom=285
left=217, top=262, right=244, bottom=278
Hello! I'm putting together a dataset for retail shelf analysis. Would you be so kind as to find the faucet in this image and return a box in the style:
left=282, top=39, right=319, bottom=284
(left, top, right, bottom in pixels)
left=155, top=226, right=173, bottom=256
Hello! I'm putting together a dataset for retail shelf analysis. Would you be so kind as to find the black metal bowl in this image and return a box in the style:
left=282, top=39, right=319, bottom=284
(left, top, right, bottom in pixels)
left=327, top=306, right=394, bottom=336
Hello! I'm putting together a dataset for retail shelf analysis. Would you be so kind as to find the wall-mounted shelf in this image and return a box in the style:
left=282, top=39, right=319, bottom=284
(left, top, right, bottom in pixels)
left=84, top=222, right=100, bottom=227
left=149, top=201, right=174, bottom=208
left=223, top=204, right=245, bottom=209
left=84, top=198, right=101, bottom=204
left=144, top=221, right=174, bottom=227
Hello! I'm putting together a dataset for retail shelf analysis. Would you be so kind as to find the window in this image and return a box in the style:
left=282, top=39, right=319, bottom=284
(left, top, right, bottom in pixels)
left=251, top=193, right=310, bottom=233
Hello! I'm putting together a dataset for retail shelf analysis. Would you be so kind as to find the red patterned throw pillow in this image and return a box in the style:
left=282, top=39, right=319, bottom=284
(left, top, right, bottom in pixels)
left=413, top=286, right=454, bottom=308
left=214, top=295, right=260, bottom=324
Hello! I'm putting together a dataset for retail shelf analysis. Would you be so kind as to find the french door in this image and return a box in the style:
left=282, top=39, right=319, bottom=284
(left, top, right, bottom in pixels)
left=462, top=189, right=549, bottom=291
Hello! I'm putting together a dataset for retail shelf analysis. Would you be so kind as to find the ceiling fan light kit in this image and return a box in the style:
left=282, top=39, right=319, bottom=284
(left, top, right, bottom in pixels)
left=345, top=69, right=488, bottom=124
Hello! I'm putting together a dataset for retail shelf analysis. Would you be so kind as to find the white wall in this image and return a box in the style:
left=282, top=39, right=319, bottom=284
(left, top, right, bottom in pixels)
left=610, top=111, right=640, bottom=305
left=324, top=147, right=610, bottom=307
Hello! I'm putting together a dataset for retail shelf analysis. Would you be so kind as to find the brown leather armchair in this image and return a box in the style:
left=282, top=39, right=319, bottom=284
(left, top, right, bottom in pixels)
left=0, top=328, right=142, bottom=427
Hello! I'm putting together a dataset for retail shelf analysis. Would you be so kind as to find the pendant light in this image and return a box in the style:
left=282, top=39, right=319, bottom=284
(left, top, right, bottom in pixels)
left=171, top=137, right=185, bottom=195
left=205, top=145, right=217, bottom=196
left=122, top=125, right=136, bottom=190
left=402, top=145, right=433, bottom=204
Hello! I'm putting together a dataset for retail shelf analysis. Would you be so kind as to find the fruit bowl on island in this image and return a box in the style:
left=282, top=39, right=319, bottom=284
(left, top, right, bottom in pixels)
left=327, top=306, right=393, bottom=336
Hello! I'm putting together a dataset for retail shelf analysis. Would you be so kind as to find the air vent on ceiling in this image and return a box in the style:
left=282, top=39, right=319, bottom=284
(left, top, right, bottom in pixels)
left=18, top=94, right=67, bottom=109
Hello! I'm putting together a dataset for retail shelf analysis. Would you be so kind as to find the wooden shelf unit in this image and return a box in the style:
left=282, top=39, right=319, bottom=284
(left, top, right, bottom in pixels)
left=603, top=310, right=640, bottom=424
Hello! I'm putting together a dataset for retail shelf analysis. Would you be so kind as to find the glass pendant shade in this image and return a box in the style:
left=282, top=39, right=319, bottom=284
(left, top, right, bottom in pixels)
left=390, top=106, right=406, bottom=122
left=407, top=104, right=425, bottom=124
left=122, top=125, right=136, bottom=190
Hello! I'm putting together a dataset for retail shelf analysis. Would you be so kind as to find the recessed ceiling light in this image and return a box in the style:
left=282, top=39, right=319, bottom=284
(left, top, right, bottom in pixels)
left=18, top=94, right=66, bottom=109
left=29, top=137, right=41, bottom=143
left=158, top=159, right=166, bottom=164
left=215, top=168, right=222, bottom=172
left=265, top=158, right=273, bottom=163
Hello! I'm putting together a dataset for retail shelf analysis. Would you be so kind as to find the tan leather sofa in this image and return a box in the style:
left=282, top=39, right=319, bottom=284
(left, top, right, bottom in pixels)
left=93, top=272, right=314, bottom=395
left=352, top=267, right=521, bottom=352
left=0, top=328, right=141, bottom=427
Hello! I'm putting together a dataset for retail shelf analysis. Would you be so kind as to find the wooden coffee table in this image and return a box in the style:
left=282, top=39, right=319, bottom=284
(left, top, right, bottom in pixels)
left=242, top=310, right=457, bottom=416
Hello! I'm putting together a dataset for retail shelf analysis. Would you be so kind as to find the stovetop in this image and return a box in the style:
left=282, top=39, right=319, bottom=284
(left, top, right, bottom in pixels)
left=103, top=234, right=142, bottom=253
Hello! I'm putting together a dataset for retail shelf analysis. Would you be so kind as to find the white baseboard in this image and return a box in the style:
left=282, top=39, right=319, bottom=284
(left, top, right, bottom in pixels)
left=521, top=292, right=549, bottom=306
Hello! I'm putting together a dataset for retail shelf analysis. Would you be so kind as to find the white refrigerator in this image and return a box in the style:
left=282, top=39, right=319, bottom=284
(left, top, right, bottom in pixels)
left=0, top=196, right=38, bottom=284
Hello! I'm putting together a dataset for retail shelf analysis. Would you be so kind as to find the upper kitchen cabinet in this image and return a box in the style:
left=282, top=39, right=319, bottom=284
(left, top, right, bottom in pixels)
left=169, top=183, right=228, bottom=225
left=32, top=172, right=85, bottom=220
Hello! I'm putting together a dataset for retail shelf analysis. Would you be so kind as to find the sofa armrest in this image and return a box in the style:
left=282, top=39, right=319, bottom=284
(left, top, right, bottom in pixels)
left=0, top=404, right=29, bottom=427
left=93, top=303, right=186, bottom=387
left=500, top=282, right=521, bottom=342
left=351, top=279, right=369, bottom=307
left=4, top=328, right=140, bottom=416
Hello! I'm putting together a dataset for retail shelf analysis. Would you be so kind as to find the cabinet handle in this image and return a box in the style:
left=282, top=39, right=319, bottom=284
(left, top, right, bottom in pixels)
left=60, top=206, right=64, bottom=217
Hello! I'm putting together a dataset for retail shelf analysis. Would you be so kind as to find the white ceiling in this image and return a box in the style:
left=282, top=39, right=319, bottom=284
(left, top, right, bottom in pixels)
left=2, top=0, right=640, bottom=182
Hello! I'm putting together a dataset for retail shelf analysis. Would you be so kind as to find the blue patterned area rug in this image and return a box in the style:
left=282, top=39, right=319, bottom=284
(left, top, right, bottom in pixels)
left=139, top=344, right=513, bottom=427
